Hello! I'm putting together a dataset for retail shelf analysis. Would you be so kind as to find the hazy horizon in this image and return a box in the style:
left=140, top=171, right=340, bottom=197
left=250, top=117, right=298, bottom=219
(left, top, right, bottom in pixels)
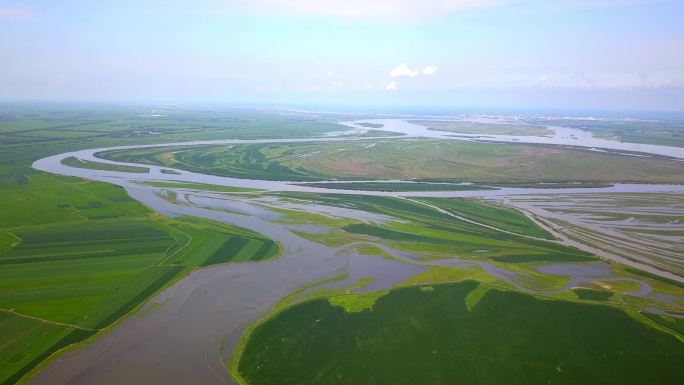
left=1, top=0, right=683, bottom=111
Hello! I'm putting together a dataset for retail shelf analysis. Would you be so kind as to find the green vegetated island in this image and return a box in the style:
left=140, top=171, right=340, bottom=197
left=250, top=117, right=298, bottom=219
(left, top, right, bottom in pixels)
left=61, top=156, right=150, bottom=173
left=236, top=282, right=684, bottom=385
left=282, top=194, right=568, bottom=257
left=409, top=119, right=554, bottom=136
left=99, top=139, right=684, bottom=184
left=1, top=105, right=683, bottom=385
left=298, top=181, right=497, bottom=192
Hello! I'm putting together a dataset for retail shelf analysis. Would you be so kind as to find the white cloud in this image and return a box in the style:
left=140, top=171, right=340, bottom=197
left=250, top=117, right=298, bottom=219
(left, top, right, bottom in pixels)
left=386, top=80, right=398, bottom=91
left=225, top=0, right=509, bottom=22
left=422, top=65, right=439, bottom=75
left=390, top=63, right=418, bottom=78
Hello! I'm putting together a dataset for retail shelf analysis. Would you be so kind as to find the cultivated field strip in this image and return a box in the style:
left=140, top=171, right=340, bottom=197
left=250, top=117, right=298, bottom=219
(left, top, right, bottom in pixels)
left=0, top=177, right=279, bottom=385
left=503, top=194, right=684, bottom=277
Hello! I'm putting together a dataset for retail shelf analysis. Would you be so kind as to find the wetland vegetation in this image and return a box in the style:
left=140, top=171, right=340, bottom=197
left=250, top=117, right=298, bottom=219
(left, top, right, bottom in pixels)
left=100, top=139, right=684, bottom=184
left=4, top=2, right=684, bottom=384
left=236, top=282, right=684, bottom=385
left=410, top=119, right=553, bottom=136
left=61, top=156, right=150, bottom=173
left=276, top=193, right=586, bottom=265
left=298, top=181, right=496, bottom=192
left=1, top=105, right=682, bottom=385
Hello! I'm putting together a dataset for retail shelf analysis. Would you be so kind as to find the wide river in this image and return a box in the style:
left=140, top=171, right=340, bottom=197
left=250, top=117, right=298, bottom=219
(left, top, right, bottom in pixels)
left=27, top=119, right=684, bottom=385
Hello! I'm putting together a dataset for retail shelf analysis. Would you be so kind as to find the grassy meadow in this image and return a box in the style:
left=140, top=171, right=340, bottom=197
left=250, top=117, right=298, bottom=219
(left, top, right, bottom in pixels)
left=299, top=181, right=496, bottom=192
left=101, top=139, right=684, bottom=184
left=278, top=193, right=591, bottom=265
left=409, top=120, right=553, bottom=136
left=236, top=281, right=684, bottom=385
left=61, top=156, right=150, bottom=173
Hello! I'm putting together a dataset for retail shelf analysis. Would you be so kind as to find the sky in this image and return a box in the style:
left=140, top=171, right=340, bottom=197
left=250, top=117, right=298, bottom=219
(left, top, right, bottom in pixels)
left=0, top=0, right=683, bottom=111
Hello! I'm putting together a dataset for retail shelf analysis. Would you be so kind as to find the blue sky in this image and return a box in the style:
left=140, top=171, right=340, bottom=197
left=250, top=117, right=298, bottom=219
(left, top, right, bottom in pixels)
left=1, top=0, right=683, bottom=111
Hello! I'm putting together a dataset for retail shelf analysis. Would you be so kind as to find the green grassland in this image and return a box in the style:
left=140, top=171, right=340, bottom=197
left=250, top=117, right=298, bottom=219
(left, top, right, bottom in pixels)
left=236, top=281, right=684, bottom=385
left=357, top=122, right=384, bottom=129
left=416, top=197, right=554, bottom=239
left=452, top=181, right=614, bottom=188
left=141, top=181, right=261, bottom=193
left=643, top=313, right=684, bottom=335
left=277, top=193, right=590, bottom=264
left=100, top=139, right=684, bottom=184
left=101, top=143, right=333, bottom=181
left=410, top=120, right=553, bottom=136
left=0, top=105, right=342, bottom=147
left=573, top=288, right=614, bottom=301
left=61, top=156, right=149, bottom=173
left=624, top=267, right=684, bottom=290
left=299, top=182, right=496, bottom=192
left=0, top=173, right=278, bottom=385
left=277, top=193, right=609, bottom=294
left=0, top=105, right=346, bottom=190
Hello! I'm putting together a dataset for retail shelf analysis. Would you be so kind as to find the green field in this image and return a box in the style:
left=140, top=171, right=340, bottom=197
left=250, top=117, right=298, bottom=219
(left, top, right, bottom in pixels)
left=357, top=122, right=384, bottom=129
left=624, top=267, right=684, bottom=290
left=573, top=288, right=614, bottom=301
left=416, top=197, right=554, bottom=239
left=0, top=173, right=278, bottom=385
left=300, top=181, right=496, bottom=191
left=141, top=181, right=261, bottom=193
left=100, top=139, right=684, bottom=184
left=101, top=143, right=332, bottom=181
left=61, top=156, right=149, bottom=173
left=236, top=281, right=684, bottom=385
left=410, top=120, right=553, bottom=136
left=643, top=313, right=684, bottom=334
left=277, top=193, right=592, bottom=264
left=0, top=106, right=348, bottom=188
